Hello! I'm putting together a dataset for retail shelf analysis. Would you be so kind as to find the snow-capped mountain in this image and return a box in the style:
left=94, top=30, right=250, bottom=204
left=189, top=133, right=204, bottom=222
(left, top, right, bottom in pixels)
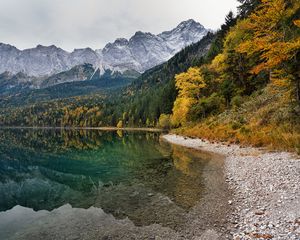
left=99, top=19, right=208, bottom=73
left=0, top=19, right=208, bottom=78
left=159, top=19, right=207, bottom=54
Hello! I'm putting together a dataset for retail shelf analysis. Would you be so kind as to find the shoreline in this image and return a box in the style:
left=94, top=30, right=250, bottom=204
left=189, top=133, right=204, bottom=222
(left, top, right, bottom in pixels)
left=162, top=134, right=300, bottom=239
left=0, top=126, right=164, bottom=132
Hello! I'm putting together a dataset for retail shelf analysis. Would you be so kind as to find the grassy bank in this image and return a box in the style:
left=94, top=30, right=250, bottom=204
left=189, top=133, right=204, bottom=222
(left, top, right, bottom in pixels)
left=173, top=85, right=300, bottom=153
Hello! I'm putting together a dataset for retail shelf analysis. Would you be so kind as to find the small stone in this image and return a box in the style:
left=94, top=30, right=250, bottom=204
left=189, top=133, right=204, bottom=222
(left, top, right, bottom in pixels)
left=268, top=224, right=274, bottom=228
left=251, top=233, right=273, bottom=239
left=255, top=211, right=265, bottom=215
left=260, top=225, right=266, bottom=230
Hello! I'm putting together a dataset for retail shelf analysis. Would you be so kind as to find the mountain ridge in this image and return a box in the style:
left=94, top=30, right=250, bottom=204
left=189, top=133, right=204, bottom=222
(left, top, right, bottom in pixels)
left=0, top=19, right=208, bottom=78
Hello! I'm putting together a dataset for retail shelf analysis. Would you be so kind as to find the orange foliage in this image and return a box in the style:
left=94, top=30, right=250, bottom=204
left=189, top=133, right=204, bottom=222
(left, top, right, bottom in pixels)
left=236, top=0, right=300, bottom=81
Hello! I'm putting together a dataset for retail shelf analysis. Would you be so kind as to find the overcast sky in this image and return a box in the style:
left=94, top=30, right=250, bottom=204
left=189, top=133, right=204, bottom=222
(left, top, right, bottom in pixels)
left=0, top=0, right=239, bottom=51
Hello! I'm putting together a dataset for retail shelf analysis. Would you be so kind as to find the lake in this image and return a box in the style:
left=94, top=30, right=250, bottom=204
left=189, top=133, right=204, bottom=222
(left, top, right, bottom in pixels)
left=0, top=129, right=231, bottom=239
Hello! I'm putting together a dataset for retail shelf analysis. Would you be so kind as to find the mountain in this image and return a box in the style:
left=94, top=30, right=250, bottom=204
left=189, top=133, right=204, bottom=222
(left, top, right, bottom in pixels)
left=0, top=71, right=38, bottom=95
left=158, top=19, right=207, bottom=53
left=0, top=32, right=214, bottom=124
left=0, top=62, right=141, bottom=106
left=40, top=64, right=95, bottom=88
left=118, top=32, right=215, bottom=121
left=0, top=19, right=208, bottom=78
left=0, top=44, right=101, bottom=77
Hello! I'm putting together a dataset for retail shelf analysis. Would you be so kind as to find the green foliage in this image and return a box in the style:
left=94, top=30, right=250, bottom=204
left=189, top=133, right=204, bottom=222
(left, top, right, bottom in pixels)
left=230, top=95, right=244, bottom=108
left=0, top=73, right=135, bottom=109
left=205, top=12, right=237, bottom=61
left=109, top=33, right=215, bottom=127
left=189, top=93, right=226, bottom=121
left=237, top=0, right=260, bottom=18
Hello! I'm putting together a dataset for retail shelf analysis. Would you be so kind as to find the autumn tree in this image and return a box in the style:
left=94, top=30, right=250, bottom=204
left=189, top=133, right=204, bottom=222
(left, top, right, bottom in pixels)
left=236, top=0, right=300, bottom=101
left=171, top=67, right=206, bottom=126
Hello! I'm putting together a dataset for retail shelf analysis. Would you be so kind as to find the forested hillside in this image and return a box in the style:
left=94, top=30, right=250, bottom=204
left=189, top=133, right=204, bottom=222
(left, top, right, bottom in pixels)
left=0, top=30, right=214, bottom=127
left=1, top=0, right=299, bottom=151
left=171, top=0, right=300, bottom=151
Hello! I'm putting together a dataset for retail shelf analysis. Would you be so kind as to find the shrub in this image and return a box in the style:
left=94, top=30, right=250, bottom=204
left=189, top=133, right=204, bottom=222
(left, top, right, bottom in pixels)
left=231, top=95, right=244, bottom=108
left=231, top=121, right=242, bottom=130
left=158, top=114, right=171, bottom=129
left=189, top=93, right=225, bottom=121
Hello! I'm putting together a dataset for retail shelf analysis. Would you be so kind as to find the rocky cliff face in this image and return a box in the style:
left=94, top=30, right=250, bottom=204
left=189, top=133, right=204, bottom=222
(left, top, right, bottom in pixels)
left=101, top=19, right=208, bottom=73
left=0, top=44, right=105, bottom=77
left=158, top=19, right=208, bottom=53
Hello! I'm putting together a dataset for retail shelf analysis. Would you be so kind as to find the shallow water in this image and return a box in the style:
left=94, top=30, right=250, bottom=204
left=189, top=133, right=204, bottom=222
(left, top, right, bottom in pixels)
left=0, top=129, right=230, bottom=239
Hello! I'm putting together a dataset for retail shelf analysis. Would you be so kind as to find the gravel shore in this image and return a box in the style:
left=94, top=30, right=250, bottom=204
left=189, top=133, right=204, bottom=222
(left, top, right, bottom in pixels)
left=162, top=134, right=300, bottom=240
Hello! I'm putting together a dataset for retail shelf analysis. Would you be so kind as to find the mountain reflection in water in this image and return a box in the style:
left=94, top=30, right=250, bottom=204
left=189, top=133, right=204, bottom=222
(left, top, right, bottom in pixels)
left=0, top=128, right=227, bottom=237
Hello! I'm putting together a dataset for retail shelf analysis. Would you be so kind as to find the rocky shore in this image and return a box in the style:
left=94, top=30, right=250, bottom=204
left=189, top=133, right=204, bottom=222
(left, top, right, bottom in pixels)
left=162, top=134, right=300, bottom=240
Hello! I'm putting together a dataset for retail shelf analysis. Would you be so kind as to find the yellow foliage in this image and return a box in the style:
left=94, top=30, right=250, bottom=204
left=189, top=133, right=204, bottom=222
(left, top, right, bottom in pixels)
left=176, top=83, right=300, bottom=152
left=294, top=20, right=300, bottom=28
left=175, top=67, right=206, bottom=99
left=236, top=0, right=300, bottom=79
left=117, top=130, right=123, bottom=138
left=210, top=54, right=227, bottom=73
left=117, top=120, right=123, bottom=128
left=172, top=147, right=193, bottom=176
left=224, top=19, right=251, bottom=50
left=158, top=114, right=171, bottom=129
left=171, top=97, right=194, bottom=127
left=171, top=67, right=207, bottom=127
left=270, top=69, right=293, bottom=86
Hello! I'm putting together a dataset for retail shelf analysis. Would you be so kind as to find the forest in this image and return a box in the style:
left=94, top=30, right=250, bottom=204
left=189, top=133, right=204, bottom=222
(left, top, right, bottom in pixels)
left=0, top=0, right=299, bottom=150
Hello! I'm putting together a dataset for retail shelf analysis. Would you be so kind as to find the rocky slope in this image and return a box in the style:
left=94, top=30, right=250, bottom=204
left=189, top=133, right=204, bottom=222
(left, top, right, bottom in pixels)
left=0, top=19, right=208, bottom=78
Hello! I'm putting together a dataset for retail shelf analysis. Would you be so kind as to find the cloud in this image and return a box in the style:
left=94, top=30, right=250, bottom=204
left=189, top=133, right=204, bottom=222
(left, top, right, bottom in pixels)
left=0, top=0, right=239, bottom=51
